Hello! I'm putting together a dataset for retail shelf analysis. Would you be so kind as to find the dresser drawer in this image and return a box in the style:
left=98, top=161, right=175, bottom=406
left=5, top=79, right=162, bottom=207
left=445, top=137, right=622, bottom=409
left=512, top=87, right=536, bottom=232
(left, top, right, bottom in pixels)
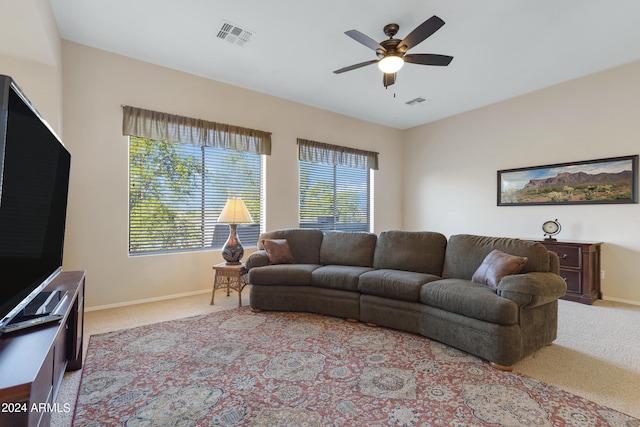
left=559, top=269, right=581, bottom=294
left=547, top=245, right=581, bottom=268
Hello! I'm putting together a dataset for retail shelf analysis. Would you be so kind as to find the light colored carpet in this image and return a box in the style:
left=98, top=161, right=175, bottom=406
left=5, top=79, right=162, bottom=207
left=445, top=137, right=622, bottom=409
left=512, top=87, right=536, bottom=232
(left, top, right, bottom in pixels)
left=52, top=290, right=640, bottom=426
left=515, top=298, right=640, bottom=418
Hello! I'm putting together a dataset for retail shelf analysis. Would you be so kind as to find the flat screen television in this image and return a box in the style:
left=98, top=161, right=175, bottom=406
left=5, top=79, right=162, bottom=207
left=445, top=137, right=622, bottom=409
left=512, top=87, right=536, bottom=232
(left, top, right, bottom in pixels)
left=0, top=75, right=71, bottom=331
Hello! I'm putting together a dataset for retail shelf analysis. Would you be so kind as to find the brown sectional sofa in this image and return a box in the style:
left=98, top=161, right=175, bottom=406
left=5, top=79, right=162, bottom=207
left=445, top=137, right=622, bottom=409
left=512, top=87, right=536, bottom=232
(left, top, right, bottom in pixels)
left=246, top=228, right=566, bottom=369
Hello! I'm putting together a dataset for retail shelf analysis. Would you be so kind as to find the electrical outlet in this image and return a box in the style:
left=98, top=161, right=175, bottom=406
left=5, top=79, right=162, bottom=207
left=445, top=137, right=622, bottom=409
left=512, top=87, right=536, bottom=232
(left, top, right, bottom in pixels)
left=600, top=270, right=605, bottom=279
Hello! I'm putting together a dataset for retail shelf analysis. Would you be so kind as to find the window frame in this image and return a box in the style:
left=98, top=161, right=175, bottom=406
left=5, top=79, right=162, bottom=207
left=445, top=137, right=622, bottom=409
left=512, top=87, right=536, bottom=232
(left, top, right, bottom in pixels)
left=128, top=136, right=264, bottom=256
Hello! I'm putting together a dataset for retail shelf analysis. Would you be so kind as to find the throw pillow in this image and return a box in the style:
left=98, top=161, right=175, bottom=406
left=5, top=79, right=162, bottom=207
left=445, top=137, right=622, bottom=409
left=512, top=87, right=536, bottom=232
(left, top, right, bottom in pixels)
left=472, top=249, right=528, bottom=290
left=262, top=239, right=295, bottom=265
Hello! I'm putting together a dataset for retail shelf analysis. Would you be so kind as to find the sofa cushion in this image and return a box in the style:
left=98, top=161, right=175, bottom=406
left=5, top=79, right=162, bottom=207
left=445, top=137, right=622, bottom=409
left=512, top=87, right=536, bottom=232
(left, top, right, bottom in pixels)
left=358, top=269, right=441, bottom=302
left=263, top=239, right=295, bottom=264
left=320, top=231, right=377, bottom=267
left=442, top=234, right=550, bottom=280
left=419, top=278, right=518, bottom=325
left=311, top=265, right=374, bottom=292
left=258, top=229, right=323, bottom=264
left=248, top=264, right=320, bottom=286
left=472, top=249, right=528, bottom=290
left=373, top=230, right=447, bottom=275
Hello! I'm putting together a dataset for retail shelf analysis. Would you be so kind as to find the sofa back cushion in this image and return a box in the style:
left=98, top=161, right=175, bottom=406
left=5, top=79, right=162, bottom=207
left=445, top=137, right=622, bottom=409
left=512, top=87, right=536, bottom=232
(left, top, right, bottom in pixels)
left=320, top=231, right=377, bottom=267
left=373, top=230, right=447, bottom=275
left=258, top=228, right=323, bottom=264
left=442, top=234, right=550, bottom=280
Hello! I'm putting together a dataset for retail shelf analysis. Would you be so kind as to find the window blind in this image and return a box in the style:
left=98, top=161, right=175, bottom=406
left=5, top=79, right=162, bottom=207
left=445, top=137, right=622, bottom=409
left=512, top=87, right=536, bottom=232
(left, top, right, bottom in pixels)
left=124, top=106, right=268, bottom=255
left=129, top=137, right=262, bottom=255
left=298, top=139, right=373, bottom=232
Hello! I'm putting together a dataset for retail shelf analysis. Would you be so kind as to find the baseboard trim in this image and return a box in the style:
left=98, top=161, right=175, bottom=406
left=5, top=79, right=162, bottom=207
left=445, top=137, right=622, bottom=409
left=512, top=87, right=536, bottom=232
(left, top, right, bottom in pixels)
left=601, top=296, right=640, bottom=307
left=86, top=291, right=640, bottom=311
left=86, top=289, right=211, bottom=312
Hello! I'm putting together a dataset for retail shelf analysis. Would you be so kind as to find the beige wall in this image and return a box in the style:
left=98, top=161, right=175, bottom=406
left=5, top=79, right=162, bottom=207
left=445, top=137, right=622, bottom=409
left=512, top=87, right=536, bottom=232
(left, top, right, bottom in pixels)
left=0, top=56, right=62, bottom=134
left=61, top=41, right=404, bottom=309
left=0, top=0, right=63, bottom=133
left=403, top=60, right=640, bottom=305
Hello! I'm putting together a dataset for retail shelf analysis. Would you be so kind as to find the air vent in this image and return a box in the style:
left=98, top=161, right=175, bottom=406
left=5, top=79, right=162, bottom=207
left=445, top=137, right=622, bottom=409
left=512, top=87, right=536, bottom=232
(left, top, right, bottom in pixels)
left=217, top=20, right=253, bottom=46
left=405, top=97, right=429, bottom=106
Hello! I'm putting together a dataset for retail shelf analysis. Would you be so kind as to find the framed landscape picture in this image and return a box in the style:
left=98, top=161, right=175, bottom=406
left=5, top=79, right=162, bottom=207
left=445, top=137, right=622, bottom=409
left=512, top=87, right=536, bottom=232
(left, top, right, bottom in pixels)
left=498, top=155, right=639, bottom=206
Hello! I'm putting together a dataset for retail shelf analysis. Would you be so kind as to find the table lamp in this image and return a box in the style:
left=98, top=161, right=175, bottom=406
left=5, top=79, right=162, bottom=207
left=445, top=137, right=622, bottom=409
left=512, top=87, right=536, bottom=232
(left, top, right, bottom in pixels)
left=217, top=197, right=253, bottom=264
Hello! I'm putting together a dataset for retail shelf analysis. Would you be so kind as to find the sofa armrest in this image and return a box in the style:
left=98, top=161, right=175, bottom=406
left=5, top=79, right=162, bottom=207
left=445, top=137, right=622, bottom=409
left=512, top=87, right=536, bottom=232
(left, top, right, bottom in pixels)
left=498, top=272, right=567, bottom=308
left=548, top=251, right=560, bottom=275
left=245, top=250, right=270, bottom=269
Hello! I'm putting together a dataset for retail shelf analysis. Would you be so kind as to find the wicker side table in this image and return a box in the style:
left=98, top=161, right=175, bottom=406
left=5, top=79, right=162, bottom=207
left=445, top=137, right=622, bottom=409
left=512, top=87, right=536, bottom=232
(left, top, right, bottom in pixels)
left=211, top=262, right=249, bottom=307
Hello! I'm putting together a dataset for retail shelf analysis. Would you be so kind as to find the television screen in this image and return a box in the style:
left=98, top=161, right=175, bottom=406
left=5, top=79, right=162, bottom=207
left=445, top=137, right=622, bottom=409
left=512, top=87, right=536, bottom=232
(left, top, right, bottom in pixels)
left=0, top=75, right=71, bottom=328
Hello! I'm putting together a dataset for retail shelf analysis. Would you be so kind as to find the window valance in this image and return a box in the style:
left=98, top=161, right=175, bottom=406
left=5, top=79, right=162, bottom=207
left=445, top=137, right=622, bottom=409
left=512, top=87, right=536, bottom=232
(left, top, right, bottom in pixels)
left=122, top=105, right=271, bottom=155
left=297, top=138, right=378, bottom=170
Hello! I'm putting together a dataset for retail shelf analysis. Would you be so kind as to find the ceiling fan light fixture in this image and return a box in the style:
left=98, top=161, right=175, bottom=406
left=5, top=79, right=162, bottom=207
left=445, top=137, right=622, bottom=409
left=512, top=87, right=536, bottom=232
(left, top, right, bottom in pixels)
left=378, top=55, right=404, bottom=74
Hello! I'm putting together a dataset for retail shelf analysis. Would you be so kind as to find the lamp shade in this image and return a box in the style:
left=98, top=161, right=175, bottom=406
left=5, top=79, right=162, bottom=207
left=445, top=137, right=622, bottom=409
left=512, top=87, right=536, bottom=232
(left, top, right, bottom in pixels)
left=217, top=197, right=253, bottom=224
left=377, top=55, right=404, bottom=74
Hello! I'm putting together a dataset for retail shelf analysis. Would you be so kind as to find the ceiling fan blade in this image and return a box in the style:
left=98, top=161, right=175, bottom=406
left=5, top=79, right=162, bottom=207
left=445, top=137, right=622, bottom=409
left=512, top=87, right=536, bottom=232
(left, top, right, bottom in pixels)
left=383, top=72, right=396, bottom=88
left=333, top=59, right=379, bottom=74
left=345, top=29, right=386, bottom=52
left=403, top=53, right=453, bottom=66
left=399, top=15, right=445, bottom=51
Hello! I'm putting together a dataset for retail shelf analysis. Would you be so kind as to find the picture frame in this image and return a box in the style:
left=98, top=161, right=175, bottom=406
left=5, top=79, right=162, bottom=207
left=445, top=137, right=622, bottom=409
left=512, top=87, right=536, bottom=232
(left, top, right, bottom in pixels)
left=498, top=155, right=638, bottom=206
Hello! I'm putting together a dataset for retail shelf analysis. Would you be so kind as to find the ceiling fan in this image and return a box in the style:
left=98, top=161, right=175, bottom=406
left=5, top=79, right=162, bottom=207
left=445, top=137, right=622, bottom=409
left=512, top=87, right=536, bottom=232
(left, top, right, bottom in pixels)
left=333, top=15, right=453, bottom=88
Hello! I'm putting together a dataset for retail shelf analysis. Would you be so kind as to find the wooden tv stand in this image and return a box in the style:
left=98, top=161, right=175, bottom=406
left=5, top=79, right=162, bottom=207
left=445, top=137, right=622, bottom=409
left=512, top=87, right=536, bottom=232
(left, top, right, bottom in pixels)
left=0, top=271, right=85, bottom=427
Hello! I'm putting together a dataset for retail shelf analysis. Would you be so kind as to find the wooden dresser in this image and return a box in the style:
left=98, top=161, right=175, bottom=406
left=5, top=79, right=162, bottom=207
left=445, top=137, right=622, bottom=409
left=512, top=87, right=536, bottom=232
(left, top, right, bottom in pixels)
left=537, top=240, right=603, bottom=305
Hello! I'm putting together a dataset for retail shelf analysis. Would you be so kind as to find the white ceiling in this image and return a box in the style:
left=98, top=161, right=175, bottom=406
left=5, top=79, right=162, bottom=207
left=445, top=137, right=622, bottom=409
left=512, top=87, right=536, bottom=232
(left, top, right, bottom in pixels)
left=48, top=0, right=640, bottom=130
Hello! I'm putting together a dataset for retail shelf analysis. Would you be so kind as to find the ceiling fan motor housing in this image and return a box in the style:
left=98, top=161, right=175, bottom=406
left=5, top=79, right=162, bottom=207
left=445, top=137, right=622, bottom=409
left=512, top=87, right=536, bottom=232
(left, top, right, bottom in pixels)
left=378, top=38, right=404, bottom=58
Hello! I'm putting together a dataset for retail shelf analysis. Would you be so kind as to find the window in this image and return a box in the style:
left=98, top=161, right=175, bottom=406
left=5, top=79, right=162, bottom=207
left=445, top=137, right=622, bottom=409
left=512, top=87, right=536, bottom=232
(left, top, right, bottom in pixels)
left=123, top=106, right=270, bottom=255
left=298, top=139, right=378, bottom=232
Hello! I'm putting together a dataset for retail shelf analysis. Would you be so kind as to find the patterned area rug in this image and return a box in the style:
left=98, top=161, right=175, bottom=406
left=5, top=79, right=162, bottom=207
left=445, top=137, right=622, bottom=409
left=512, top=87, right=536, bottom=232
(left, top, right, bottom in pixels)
left=73, top=307, right=639, bottom=426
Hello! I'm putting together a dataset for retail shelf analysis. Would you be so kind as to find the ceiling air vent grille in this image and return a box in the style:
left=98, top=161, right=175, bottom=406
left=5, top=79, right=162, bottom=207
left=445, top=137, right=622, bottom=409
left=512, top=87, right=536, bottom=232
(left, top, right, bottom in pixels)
left=217, top=20, right=253, bottom=46
left=405, top=97, right=428, bottom=106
